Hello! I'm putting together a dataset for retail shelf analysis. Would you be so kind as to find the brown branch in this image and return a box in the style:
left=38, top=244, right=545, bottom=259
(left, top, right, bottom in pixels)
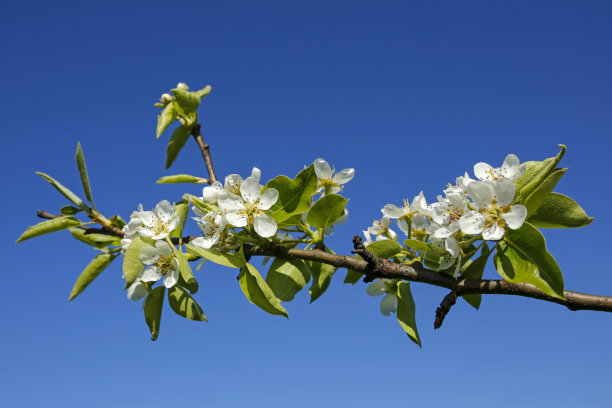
left=190, top=124, right=217, bottom=183
left=434, top=291, right=458, bottom=329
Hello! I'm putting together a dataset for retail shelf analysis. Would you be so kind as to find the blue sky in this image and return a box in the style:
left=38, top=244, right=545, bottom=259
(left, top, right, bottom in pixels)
left=2, top=1, right=612, bottom=406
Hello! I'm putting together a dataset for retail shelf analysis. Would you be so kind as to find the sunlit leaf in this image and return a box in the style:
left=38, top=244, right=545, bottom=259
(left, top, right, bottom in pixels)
left=264, top=165, right=318, bottom=222
left=75, top=142, right=94, bottom=207
left=69, top=253, right=117, bottom=301
left=185, top=245, right=246, bottom=268
left=123, top=237, right=149, bottom=287
left=16, top=216, right=81, bottom=243
left=266, top=258, right=310, bottom=302
left=168, top=285, right=207, bottom=321
left=144, top=287, right=165, bottom=341
left=396, top=281, right=421, bottom=347
left=529, top=193, right=593, bottom=228
left=308, top=260, right=337, bottom=302
left=460, top=244, right=490, bottom=309
left=306, top=194, right=347, bottom=229
left=165, top=125, right=191, bottom=169
left=156, top=102, right=177, bottom=138
left=157, top=174, right=204, bottom=184
left=239, top=263, right=288, bottom=318
left=367, top=239, right=403, bottom=259
left=36, top=172, right=86, bottom=209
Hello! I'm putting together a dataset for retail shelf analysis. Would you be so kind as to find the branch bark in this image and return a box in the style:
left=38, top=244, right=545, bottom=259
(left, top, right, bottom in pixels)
left=190, top=124, right=217, bottom=183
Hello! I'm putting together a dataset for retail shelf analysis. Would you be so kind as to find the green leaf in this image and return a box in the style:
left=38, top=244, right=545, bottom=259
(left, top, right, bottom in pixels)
left=109, top=215, right=127, bottom=229
left=396, top=281, right=421, bottom=347
left=265, top=165, right=318, bottom=222
left=404, top=239, right=430, bottom=251
left=276, top=213, right=304, bottom=229
left=366, top=239, right=403, bottom=259
left=171, top=201, right=190, bottom=239
left=460, top=245, right=490, bottom=309
left=60, top=205, right=81, bottom=215
left=195, top=85, right=212, bottom=99
left=523, top=168, right=566, bottom=216
left=494, top=223, right=565, bottom=299
left=171, top=245, right=198, bottom=294
left=69, top=253, right=117, bottom=301
left=308, top=260, right=337, bottom=302
left=344, top=269, right=363, bottom=284
left=75, top=142, right=94, bottom=206
left=168, top=285, right=207, bottom=321
left=157, top=174, right=205, bottom=184
left=183, top=194, right=217, bottom=215
left=518, top=145, right=566, bottom=200
left=529, top=192, right=593, bottom=228
left=185, top=245, right=246, bottom=268
left=36, top=172, right=86, bottom=209
left=306, top=194, right=347, bottom=229
left=165, top=125, right=191, bottom=169
left=69, top=228, right=119, bottom=248
left=122, top=237, right=149, bottom=287
left=16, top=216, right=81, bottom=243
left=144, top=287, right=165, bottom=341
left=265, top=258, right=310, bottom=302
left=172, top=88, right=200, bottom=115
left=239, top=263, right=288, bottom=318
left=156, top=102, right=177, bottom=138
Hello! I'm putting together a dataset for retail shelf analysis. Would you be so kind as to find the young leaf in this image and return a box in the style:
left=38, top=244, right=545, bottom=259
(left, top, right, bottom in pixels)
left=171, top=245, right=198, bottom=294
left=264, top=165, right=318, bottom=222
left=308, top=260, right=337, bottom=302
left=109, top=215, right=127, bottom=229
left=404, top=239, right=431, bottom=251
left=195, top=85, right=212, bottom=99
left=123, top=237, right=149, bottom=287
left=494, top=223, right=565, bottom=299
left=529, top=193, right=593, bottom=228
left=239, top=263, right=288, bottom=318
left=69, top=228, right=119, bottom=248
left=36, top=172, right=86, bottom=209
left=265, top=258, right=310, bottom=302
left=61, top=205, right=81, bottom=215
left=144, top=287, right=165, bottom=341
left=75, top=142, right=94, bottom=207
left=344, top=269, right=363, bottom=285
left=396, top=281, right=421, bottom=347
left=185, top=245, right=246, bottom=268
left=168, top=286, right=207, bottom=321
left=157, top=174, right=204, bottom=184
left=183, top=194, right=217, bottom=215
left=16, top=216, right=81, bottom=243
left=156, top=103, right=177, bottom=138
left=518, top=145, right=566, bottom=200
left=69, top=253, right=117, bottom=301
left=460, top=244, right=490, bottom=309
left=171, top=201, right=190, bottom=239
left=306, top=194, right=347, bottom=229
left=165, top=125, right=191, bottom=169
left=367, top=239, right=403, bottom=259
left=172, top=88, right=200, bottom=115
left=523, top=168, right=566, bottom=216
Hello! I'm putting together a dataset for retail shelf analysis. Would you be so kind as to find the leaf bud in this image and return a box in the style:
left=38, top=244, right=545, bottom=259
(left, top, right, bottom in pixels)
left=160, top=93, right=173, bottom=104
left=176, top=82, right=189, bottom=91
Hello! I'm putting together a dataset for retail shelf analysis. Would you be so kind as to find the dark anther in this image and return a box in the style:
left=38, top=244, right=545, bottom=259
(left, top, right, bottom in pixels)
left=351, top=235, right=378, bottom=283
left=434, top=290, right=458, bottom=329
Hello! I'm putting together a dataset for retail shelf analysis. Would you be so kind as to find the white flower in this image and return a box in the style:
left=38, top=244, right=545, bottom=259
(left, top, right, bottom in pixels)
left=368, top=217, right=397, bottom=241
left=366, top=279, right=398, bottom=316
left=176, top=82, right=189, bottom=90
left=444, top=173, right=475, bottom=196
left=202, top=181, right=224, bottom=203
left=218, top=175, right=279, bottom=238
left=429, top=193, right=467, bottom=239
left=201, top=168, right=261, bottom=204
left=427, top=222, right=462, bottom=276
left=381, top=192, right=431, bottom=238
left=136, top=200, right=179, bottom=241
left=313, top=158, right=355, bottom=194
left=190, top=211, right=227, bottom=249
left=121, top=204, right=145, bottom=253
left=474, top=154, right=526, bottom=182
left=324, top=209, right=349, bottom=236
left=459, top=178, right=527, bottom=241
left=127, top=241, right=179, bottom=300
left=160, top=93, right=172, bottom=104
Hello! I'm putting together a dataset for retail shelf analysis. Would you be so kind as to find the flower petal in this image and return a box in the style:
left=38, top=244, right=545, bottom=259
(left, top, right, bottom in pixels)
left=240, top=176, right=261, bottom=204
left=474, top=162, right=494, bottom=180
left=500, top=154, right=520, bottom=179
left=459, top=211, right=486, bottom=235
left=155, top=240, right=173, bottom=258
left=381, top=204, right=403, bottom=219
left=313, top=158, right=332, bottom=179
left=254, top=213, right=277, bottom=237
left=482, top=224, right=505, bottom=241
left=139, top=245, right=159, bottom=265
left=127, top=281, right=147, bottom=300
left=467, top=180, right=494, bottom=209
left=226, top=212, right=248, bottom=227
left=493, top=177, right=515, bottom=207
left=163, top=267, right=179, bottom=288
left=502, top=205, right=527, bottom=230
left=202, top=181, right=223, bottom=203
left=333, top=168, right=355, bottom=185
left=154, top=200, right=174, bottom=223
left=218, top=191, right=244, bottom=213
left=250, top=167, right=262, bottom=184
left=366, top=280, right=386, bottom=297
left=380, top=294, right=398, bottom=316
left=258, top=188, right=279, bottom=210
left=141, top=266, right=162, bottom=282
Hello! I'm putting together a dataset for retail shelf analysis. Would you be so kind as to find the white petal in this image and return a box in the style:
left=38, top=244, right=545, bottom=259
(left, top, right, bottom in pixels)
left=141, top=266, right=162, bottom=282
left=202, top=181, right=223, bottom=203
left=226, top=212, right=248, bottom=227
left=254, top=213, right=277, bottom=237
left=313, top=158, right=332, bottom=179
left=494, top=177, right=515, bottom=207
left=333, top=168, right=355, bottom=185
left=224, top=174, right=243, bottom=192
left=467, top=181, right=494, bottom=209
left=163, top=267, right=179, bottom=288
left=366, top=280, right=385, bottom=297
left=380, top=294, right=398, bottom=316
left=445, top=236, right=460, bottom=258
left=190, top=236, right=212, bottom=249
left=397, top=218, right=409, bottom=234
left=474, top=162, right=494, bottom=180
left=136, top=226, right=155, bottom=237
left=240, top=176, right=261, bottom=204
left=388, top=229, right=398, bottom=241
left=258, top=188, right=279, bottom=210
left=139, top=211, right=156, bottom=228
left=502, top=205, right=527, bottom=230
left=411, top=214, right=428, bottom=231
left=218, top=191, right=244, bottom=213
left=154, top=200, right=174, bottom=223
left=459, top=211, right=486, bottom=235
left=192, top=206, right=205, bottom=217
left=139, top=245, right=159, bottom=265
left=155, top=240, right=173, bottom=257
left=500, top=154, right=520, bottom=179
left=482, top=224, right=505, bottom=241
left=334, top=209, right=349, bottom=226
left=381, top=204, right=403, bottom=219
left=250, top=167, right=262, bottom=183
left=127, top=282, right=147, bottom=300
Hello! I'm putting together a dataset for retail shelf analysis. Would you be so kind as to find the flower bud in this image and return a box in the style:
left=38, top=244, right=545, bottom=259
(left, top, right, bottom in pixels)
left=176, top=82, right=189, bottom=91
left=160, top=93, right=172, bottom=104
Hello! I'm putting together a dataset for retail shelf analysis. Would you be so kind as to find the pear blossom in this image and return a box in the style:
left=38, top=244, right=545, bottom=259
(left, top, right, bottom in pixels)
left=366, top=279, right=398, bottom=316
left=427, top=222, right=462, bottom=276
left=176, top=82, right=189, bottom=90
left=429, top=193, right=468, bottom=239
left=136, top=200, right=179, bottom=241
left=474, top=154, right=526, bottom=182
left=459, top=178, right=527, bottom=241
left=218, top=175, right=279, bottom=238
left=324, top=209, right=349, bottom=236
left=160, top=93, right=172, bottom=104
left=201, top=168, right=262, bottom=204
left=127, top=241, right=179, bottom=300
left=121, top=204, right=145, bottom=253
left=313, top=158, right=355, bottom=194
left=368, top=217, right=398, bottom=241
left=381, top=192, right=431, bottom=238
left=444, top=173, right=475, bottom=196
left=190, top=211, right=227, bottom=249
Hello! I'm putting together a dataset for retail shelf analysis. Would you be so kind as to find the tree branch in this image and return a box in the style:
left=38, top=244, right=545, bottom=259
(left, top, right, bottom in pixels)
left=190, top=124, right=217, bottom=183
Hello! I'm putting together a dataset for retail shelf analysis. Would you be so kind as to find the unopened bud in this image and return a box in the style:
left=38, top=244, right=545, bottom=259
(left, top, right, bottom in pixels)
left=176, top=82, right=189, bottom=91
left=160, top=93, right=172, bottom=104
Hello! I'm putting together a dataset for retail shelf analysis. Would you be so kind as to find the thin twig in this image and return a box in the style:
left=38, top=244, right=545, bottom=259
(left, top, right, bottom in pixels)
left=190, top=124, right=217, bottom=182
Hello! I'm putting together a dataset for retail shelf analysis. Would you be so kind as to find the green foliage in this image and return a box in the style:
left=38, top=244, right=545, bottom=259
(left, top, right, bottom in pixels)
left=36, top=172, right=86, bottom=209
left=186, top=245, right=247, bottom=268
left=75, top=142, right=95, bottom=208
left=69, top=228, right=119, bottom=248
left=122, top=237, right=148, bottom=287
left=516, top=145, right=566, bottom=200
left=157, top=174, right=205, bottom=184
left=306, top=194, right=347, bottom=229
left=265, top=258, right=310, bottom=301
left=61, top=205, right=81, bottom=215
left=171, top=201, right=190, bottom=239
left=168, top=286, right=207, bottom=322
left=16, top=216, right=81, bottom=243
left=264, top=165, right=318, bottom=222
left=183, top=194, right=216, bottom=215
left=165, top=125, right=191, bottom=169
left=172, top=88, right=200, bottom=116
left=195, top=85, right=212, bottom=99
left=308, top=260, right=337, bottom=302
left=529, top=193, right=593, bottom=228
left=144, top=287, right=165, bottom=341
left=171, top=245, right=198, bottom=294
left=460, top=244, right=490, bottom=309
left=404, top=239, right=431, bottom=251
left=396, top=282, right=421, bottom=347
left=367, top=239, right=403, bottom=259
left=344, top=269, right=363, bottom=285
left=69, top=253, right=117, bottom=301
left=239, top=263, right=288, bottom=318
left=494, top=223, right=565, bottom=299
left=156, top=103, right=177, bottom=138
left=523, top=168, right=566, bottom=216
